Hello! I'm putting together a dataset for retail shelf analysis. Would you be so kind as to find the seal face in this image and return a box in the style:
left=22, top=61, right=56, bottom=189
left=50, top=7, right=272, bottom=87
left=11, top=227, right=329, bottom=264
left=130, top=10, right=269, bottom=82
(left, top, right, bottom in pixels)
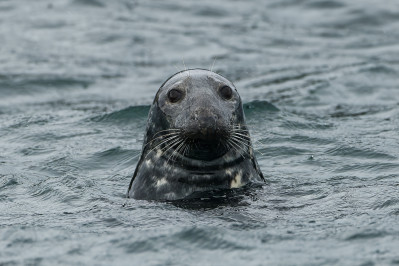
left=128, top=69, right=264, bottom=200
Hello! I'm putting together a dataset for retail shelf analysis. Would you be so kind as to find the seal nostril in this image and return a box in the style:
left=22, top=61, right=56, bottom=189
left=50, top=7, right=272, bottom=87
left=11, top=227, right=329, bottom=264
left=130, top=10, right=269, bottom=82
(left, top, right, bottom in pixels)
left=185, top=108, right=225, bottom=140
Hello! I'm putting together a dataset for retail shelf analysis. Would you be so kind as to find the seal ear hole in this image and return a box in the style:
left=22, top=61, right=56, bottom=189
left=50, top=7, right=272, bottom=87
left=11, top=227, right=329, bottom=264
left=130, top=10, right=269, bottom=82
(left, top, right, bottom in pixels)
left=167, top=89, right=184, bottom=103
left=219, top=86, right=233, bottom=100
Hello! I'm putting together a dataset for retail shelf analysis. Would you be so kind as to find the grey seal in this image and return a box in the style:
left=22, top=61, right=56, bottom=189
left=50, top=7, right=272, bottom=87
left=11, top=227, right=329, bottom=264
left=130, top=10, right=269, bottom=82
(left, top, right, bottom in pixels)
left=128, top=69, right=264, bottom=200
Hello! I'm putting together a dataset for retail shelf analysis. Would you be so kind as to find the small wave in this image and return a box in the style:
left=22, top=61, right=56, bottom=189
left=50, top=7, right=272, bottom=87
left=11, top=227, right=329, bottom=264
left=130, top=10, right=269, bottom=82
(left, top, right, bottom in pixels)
left=90, top=105, right=150, bottom=125
left=326, top=146, right=396, bottom=160
left=304, top=0, right=345, bottom=9
left=0, top=4, right=14, bottom=12
left=327, top=175, right=363, bottom=184
left=71, top=0, right=105, bottom=7
left=281, top=118, right=334, bottom=130
left=20, top=145, right=56, bottom=157
left=243, top=100, right=280, bottom=114
left=0, top=74, right=93, bottom=95
left=330, top=104, right=392, bottom=118
left=171, top=227, right=251, bottom=250
left=75, top=146, right=139, bottom=171
left=373, top=174, right=398, bottom=181
left=345, top=230, right=388, bottom=241
left=334, top=162, right=399, bottom=173
left=101, top=217, right=124, bottom=228
left=193, top=6, right=227, bottom=17
left=374, top=199, right=399, bottom=210
left=259, top=146, right=310, bottom=157
left=122, top=238, right=159, bottom=254
left=360, top=64, right=398, bottom=75
left=328, top=8, right=399, bottom=29
left=119, top=226, right=252, bottom=254
left=29, top=186, right=54, bottom=199
left=31, top=20, right=69, bottom=30
left=289, top=134, right=333, bottom=145
left=0, top=175, right=19, bottom=190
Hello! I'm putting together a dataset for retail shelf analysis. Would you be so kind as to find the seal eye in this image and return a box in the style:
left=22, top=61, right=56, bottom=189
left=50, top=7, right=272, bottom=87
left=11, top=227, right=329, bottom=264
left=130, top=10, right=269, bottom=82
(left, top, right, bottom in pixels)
left=168, top=89, right=183, bottom=103
left=219, top=86, right=233, bottom=100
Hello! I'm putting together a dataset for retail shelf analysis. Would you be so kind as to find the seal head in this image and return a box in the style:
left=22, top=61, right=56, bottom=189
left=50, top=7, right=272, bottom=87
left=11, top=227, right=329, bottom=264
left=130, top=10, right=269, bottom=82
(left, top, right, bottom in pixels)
left=128, top=69, right=264, bottom=200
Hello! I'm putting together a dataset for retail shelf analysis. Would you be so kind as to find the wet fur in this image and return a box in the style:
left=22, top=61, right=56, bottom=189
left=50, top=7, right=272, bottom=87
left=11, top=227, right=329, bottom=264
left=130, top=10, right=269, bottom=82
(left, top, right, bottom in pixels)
left=128, top=69, right=264, bottom=200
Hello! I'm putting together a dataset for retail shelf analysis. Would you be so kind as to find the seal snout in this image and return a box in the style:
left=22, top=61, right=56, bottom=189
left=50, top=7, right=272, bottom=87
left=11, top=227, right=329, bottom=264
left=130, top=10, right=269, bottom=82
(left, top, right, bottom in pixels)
left=184, top=108, right=228, bottom=141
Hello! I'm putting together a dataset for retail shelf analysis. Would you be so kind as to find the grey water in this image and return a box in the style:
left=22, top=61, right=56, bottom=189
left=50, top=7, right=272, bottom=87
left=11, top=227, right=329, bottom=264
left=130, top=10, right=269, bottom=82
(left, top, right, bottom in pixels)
left=1, top=0, right=399, bottom=265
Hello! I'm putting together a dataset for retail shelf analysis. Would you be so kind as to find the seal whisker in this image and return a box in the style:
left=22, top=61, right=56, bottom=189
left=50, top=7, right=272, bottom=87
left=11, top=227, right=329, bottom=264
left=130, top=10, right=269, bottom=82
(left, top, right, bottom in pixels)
left=159, top=136, right=181, bottom=153
left=231, top=130, right=250, bottom=135
left=159, top=137, right=183, bottom=163
left=229, top=136, right=248, bottom=151
left=226, top=138, right=245, bottom=159
left=144, top=135, right=180, bottom=160
left=154, top=128, right=181, bottom=133
left=167, top=138, right=186, bottom=165
left=235, top=133, right=266, bottom=148
left=231, top=126, right=249, bottom=131
left=231, top=127, right=250, bottom=133
left=231, top=134, right=251, bottom=146
left=232, top=127, right=263, bottom=139
left=168, top=139, right=185, bottom=163
left=231, top=131, right=251, bottom=141
left=145, top=132, right=181, bottom=148
left=182, top=58, right=190, bottom=78
left=220, top=139, right=231, bottom=154
left=165, top=141, right=180, bottom=165
left=149, top=135, right=179, bottom=152
left=149, top=131, right=180, bottom=141
left=250, top=138, right=265, bottom=149
left=233, top=133, right=266, bottom=155
left=232, top=131, right=250, bottom=137
left=232, top=124, right=247, bottom=129
left=239, top=125, right=269, bottom=139
left=232, top=124, right=249, bottom=129
left=210, top=57, right=217, bottom=72
left=149, top=134, right=180, bottom=149
left=152, top=128, right=181, bottom=138
left=182, top=142, right=190, bottom=157
left=228, top=139, right=246, bottom=159
left=231, top=132, right=251, bottom=139
left=145, top=131, right=181, bottom=149
left=232, top=135, right=264, bottom=156
left=183, top=141, right=192, bottom=157
left=182, top=58, right=187, bottom=71
left=231, top=136, right=252, bottom=151
left=176, top=138, right=188, bottom=157
left=129, top=151, right=143, bottom=161
left=224, top=138, right=234, bottom=153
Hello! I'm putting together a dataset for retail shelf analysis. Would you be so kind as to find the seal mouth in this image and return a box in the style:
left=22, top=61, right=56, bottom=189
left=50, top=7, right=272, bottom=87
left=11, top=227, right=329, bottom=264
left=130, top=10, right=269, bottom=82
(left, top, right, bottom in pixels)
left=147, top=125, right=252, bottom=163
left=180, top=125, right=231, bottom=161
left=183, top=138, right=229, bottom=161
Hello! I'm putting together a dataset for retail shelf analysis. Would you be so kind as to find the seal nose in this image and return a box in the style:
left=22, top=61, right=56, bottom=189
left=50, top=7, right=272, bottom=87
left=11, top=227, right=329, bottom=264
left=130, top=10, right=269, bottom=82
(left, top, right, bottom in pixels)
left=186, top=108, right=224, bottom=141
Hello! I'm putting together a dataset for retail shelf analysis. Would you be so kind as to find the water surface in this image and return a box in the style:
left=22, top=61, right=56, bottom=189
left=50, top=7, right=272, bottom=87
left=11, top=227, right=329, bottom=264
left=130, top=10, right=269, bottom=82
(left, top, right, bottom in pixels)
left=1, top=0, right=399, bottom=265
